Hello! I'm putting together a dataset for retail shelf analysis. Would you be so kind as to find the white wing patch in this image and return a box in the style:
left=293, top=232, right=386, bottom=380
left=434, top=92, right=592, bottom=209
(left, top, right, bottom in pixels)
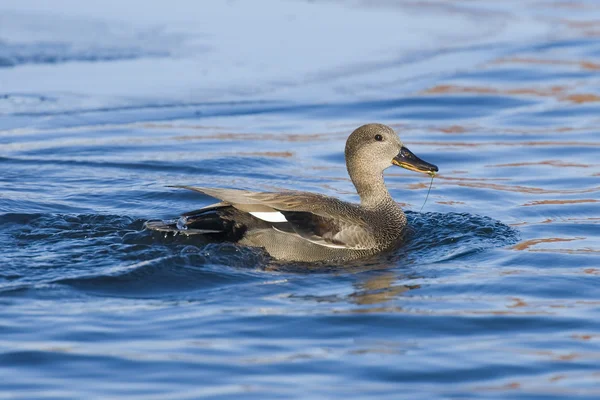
left=249, top=211, right=288, bottom=223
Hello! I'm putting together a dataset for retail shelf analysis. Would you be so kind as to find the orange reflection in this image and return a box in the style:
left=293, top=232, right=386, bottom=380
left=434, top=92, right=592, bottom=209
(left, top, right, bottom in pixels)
left=436, top=176, right=508, bottom=182
left=566, top=217, right=600, bottom=223
left=523, top=199, right=598, bottom=206
left=432, top=180, right=600, bottom=195
left=508, top=298, right=528, bottom=308
left=528, top=248, right=600, bottom=254
left=512, top=237, right=582, bottom=251
left=406, top=179, right=600, bottom=195
left=564, top=20, right=600, bottom=29
left=489, top=160, right=592, bottom=168
left=572, top=334, right=600, bottom=340
left=423, top=82, right=600, bottom=106
left=438, top=125, right=468, bottom=134
left=172, top=132, right=343, bottom=142
left=423, top=84, right=565, bottom=97
left=510, top=218, right=554, bottom=226
left=564, top=94, right=600, bottom=103
left=496, top=56, right=600, bottom=71
left=410, top=140, right=600, bottom=148
left=238, top=151, right=294, bottom=158
left=548, top=1, right=590, bottom=9
left=406, top=182, right=431, bottom=190
left=563, top=19, right=600, bottom=37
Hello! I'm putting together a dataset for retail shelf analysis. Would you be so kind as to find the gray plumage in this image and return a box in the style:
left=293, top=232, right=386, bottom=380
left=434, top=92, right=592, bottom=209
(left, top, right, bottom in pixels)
left=145, top=123, right=438, bottom=262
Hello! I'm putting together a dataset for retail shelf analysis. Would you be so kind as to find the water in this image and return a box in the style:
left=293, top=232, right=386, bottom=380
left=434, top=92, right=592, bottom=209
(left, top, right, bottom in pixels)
left=1, top=1, right=600, bottom=398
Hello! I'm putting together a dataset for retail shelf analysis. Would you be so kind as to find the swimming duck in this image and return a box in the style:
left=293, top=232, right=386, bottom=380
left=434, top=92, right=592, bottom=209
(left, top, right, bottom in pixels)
left=146, top=123, right=438, bottom=262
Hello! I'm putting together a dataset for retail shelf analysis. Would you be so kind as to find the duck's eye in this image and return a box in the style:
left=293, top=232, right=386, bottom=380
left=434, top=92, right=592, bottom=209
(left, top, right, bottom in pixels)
left=374, top=134, right=383, bottom=141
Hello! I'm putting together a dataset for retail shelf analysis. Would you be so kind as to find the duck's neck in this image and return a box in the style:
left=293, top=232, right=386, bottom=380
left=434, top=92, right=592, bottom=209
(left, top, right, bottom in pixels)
left=348, top=164, right=395, bottom=209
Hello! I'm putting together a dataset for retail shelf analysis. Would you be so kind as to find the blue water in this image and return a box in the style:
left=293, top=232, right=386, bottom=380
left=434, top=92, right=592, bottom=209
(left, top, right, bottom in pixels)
left=1, top=1, right=600, bottom=398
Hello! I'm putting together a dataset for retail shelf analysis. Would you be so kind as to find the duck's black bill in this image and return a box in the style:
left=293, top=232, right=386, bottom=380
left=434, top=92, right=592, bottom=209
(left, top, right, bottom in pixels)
left=392, top=146, right=439, bottom=176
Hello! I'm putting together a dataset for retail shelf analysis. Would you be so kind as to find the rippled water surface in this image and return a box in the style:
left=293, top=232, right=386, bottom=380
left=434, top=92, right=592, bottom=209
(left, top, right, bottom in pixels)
left=2, top=1, right=600, bottom=398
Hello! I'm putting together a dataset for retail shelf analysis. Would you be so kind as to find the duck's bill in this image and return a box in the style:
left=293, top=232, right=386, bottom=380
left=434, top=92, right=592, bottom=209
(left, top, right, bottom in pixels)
left=392, top=146, right=439, bottom=176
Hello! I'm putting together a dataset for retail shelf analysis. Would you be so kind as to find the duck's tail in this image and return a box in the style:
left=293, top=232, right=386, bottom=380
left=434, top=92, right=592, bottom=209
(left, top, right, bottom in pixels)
left=144, top=204, right=249, bottom=241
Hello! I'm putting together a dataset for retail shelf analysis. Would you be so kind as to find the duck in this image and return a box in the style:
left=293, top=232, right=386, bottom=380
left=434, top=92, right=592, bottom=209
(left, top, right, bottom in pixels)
left=145, top=123, right=438, bottom=262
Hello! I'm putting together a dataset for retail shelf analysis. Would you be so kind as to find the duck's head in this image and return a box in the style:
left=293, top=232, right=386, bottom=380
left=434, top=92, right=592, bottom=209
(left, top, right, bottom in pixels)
left=345, top=123, right=438, bottom=177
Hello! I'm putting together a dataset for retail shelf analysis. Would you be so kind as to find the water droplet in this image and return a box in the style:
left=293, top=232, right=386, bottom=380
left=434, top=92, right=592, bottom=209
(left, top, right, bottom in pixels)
left=176, top=216, right=188, bottom=231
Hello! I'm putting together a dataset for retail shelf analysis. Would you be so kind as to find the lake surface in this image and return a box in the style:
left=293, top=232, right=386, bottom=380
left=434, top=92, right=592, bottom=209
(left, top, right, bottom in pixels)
left=1, top=1, right=600, bottom=398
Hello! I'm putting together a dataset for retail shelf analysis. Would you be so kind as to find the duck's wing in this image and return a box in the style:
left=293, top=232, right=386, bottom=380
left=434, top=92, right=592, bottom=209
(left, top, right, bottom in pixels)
left=274, top=211, right=376, bottom=249
left=170, top=186, right=357, bottom=218
left=170, top=186, right=377, bottom=250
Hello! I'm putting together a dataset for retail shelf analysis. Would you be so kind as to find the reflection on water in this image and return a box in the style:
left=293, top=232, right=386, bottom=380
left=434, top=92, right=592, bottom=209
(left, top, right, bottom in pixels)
left=350, top=273, right=420, bottom=306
